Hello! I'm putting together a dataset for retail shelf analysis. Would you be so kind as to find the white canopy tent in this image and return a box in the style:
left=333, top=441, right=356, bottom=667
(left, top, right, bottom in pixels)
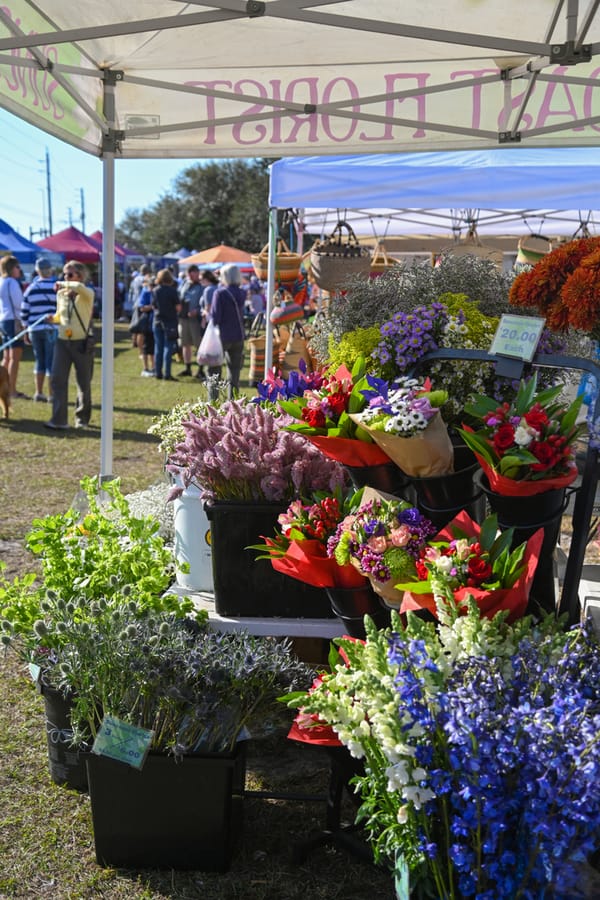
left=4, top=1, right=600, bottom=474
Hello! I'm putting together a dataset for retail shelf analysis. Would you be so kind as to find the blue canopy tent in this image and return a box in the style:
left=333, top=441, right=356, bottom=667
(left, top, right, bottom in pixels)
left=268, top=148, right=600, bottom=240
left=0, top=218, right=43, bottom=264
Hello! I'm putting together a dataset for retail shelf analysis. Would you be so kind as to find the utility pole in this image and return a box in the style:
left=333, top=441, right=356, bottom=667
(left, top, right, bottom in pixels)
left=80, top=188, right=85, bottom=233
left=68, top=207, right=73, bottom=226
left=45, top=149, right=53, bottom=235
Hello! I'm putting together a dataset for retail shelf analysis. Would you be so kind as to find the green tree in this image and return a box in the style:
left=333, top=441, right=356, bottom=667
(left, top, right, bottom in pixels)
left=116, top=158, right=274, bottom=255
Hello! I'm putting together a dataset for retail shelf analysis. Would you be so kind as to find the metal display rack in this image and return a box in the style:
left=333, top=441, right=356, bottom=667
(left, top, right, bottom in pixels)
left=413, top=348, right=600, bottom=626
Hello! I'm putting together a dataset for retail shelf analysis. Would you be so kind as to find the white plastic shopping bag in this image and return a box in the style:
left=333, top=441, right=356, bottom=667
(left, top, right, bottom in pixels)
left=197, top=319, right=224, bottom=367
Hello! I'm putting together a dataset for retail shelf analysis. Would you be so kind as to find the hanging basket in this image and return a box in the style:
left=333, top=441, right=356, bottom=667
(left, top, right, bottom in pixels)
left=369, top=241, right=400, bottom=277
left=310, top=220, right=372, bottom=293
left=514, top=233, right=552, bottom=271
left=251, top=238, right=302, bottom=286
left=441, top=227, right=503, bottom=269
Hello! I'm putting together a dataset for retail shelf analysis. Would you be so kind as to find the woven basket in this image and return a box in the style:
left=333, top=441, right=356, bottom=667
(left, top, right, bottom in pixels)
left=251, top=238, right=302, bottom=286
left=310, top=221, right=372, bottom=293
left=369, top=241, right=400, bottom=277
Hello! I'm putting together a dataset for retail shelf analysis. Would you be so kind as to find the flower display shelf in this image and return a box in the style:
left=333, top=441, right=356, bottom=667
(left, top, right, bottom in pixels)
left=413, top=347, right=600, bottom=627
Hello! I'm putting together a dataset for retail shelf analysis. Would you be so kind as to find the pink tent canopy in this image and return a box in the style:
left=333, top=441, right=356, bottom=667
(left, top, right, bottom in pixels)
left=38, top=226, right=102, bottom=264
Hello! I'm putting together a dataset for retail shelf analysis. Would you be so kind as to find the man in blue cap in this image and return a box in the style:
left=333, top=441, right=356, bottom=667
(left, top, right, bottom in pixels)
left=21, top=257, right=57, bottom=402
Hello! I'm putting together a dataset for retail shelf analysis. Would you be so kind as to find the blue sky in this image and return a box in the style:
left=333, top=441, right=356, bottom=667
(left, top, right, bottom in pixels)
left=0, top=108, right=196, bottom=243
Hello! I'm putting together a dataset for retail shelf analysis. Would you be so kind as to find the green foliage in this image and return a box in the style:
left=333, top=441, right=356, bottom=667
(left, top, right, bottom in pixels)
left=325, top=325, right=382, bottom=372
left=116, top=159, right=272, bottom=255
left=1, top=476, right=193, bottom=651
left=309, top=254, right=513, bottom=364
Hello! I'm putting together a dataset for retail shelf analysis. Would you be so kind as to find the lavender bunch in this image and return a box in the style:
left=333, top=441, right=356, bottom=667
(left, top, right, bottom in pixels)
left=167, top=399, right=346, bottom=503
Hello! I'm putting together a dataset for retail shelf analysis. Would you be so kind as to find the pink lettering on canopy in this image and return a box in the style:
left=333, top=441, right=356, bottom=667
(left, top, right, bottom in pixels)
left=321, top=77, right=359, bottom=141
left=231, top=79, right=268, bottom=144
left=0, top=7, right=62, bottom=119
left=450, top=69, right=498, bottom=130
left=582, top=65, right=600, bottom=133
left=359, top=73, right=430, bottom=140
left=183, top=80, right=234, bottom=144
left=281, top=77, right=320, bottom=144
left=535, top=66, right=585, bottom=132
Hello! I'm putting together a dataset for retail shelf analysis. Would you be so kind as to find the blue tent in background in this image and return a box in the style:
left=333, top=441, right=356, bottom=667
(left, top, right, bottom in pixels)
left=0, top=219, right=42, bottom=263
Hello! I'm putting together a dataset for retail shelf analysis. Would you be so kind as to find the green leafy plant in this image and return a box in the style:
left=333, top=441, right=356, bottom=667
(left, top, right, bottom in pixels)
left=1, top=476, right=192, bottom=650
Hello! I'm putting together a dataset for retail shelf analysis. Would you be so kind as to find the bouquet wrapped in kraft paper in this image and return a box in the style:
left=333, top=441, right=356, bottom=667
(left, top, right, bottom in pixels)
left=349, top=377, right=454, bottom=477
left=396, top=509, right=544, bottom=622
left=352, top=413, right=454, bottom=477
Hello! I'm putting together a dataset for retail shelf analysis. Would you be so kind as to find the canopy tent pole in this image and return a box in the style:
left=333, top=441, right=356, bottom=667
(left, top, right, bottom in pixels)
left=99, top=72, right=118, bottom=480
left=263, top=207, right=277, bottom=380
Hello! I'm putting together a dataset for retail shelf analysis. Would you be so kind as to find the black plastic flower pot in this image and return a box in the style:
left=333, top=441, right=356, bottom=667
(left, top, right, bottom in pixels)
left=38, top=678, right=89, bottom=792
left=475, top=471, right=570, bottom=615
left=205, top=500, right=334, bottom=618
left=326, top=584, right=391, bottom=638
left=413, top=445, right=485, bottom=529
left=344, top=461, right=415, bottom=502
left=86, top=743, right=247, bottom=871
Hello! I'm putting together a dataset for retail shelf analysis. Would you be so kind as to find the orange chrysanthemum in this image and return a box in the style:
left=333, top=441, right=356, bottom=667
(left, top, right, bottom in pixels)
left=509, top=236, right=600, bottom=334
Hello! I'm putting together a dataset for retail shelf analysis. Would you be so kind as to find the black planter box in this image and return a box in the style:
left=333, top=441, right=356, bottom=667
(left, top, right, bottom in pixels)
left=86, top=743, right=246, bottom=871
left=205, top=500, right=335, bottom=618
left=39, top=678, right=89, bottom=792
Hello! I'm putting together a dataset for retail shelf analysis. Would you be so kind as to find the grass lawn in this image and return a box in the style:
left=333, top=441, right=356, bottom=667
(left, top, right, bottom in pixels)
left=0, top=324, right=395, bottom=900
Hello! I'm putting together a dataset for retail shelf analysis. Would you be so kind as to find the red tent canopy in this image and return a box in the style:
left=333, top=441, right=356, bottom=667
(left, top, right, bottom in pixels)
left=38, top=226, right=102, bottom=264
left=88, top=230, right=131, bottom=259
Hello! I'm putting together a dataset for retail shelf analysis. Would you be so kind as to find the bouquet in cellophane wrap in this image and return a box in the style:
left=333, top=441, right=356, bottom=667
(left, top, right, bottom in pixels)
left=326, top=486, right=438, bottom=608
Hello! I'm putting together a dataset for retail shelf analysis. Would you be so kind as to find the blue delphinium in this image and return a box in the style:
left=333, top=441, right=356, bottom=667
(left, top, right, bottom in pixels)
left=388, top=620, right=600, bottom=899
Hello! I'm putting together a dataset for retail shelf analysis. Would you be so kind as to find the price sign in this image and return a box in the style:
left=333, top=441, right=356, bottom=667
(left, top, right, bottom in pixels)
left=490, top=314, right=546, bottom=362
left=92, top=715, right=153, bottom=770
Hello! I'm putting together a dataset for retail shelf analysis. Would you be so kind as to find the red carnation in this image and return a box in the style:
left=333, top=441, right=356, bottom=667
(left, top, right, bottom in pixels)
left=493, top=423, right=516, bottom=453
left=524, top=404, right=549, bottom=432
left=301, top=407, right=326, bottom=428
left=529, top=440, right=558, bottom=471
left=415, top=559, right=429, bottom=580
left=326, top=391, right=350, bottom=417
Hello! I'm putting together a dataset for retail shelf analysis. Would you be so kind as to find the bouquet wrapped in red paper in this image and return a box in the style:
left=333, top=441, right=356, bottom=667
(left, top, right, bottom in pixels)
left=395, top=509, right=543, bottom=622
left=250, top=488, right=368, bottom=589
left=458, top=372, right=585, bottom=496
left=277, top=356, right=395, bottom=468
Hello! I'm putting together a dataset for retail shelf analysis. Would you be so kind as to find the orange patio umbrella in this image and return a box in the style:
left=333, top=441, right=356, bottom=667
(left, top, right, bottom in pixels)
left=178, top=243, right=252, bottom=266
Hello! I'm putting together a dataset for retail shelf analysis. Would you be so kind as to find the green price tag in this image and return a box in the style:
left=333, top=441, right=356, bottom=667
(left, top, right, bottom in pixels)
left=490, top=314, right=546, bottom=362
left=92, top=715, right=153, bottom=770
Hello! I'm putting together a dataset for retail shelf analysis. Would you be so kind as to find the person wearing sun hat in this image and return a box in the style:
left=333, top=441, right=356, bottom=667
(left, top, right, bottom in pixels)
left=21, top=257, right=58, bottom=402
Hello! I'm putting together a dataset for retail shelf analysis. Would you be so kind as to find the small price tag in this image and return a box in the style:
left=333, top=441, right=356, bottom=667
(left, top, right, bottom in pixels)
left=490, top=314, right=546, bottom=362
left=394, top=852, right=411, bottom=900
left=28, top=662, right=41, bottom=683
left=92, top=714, right=153, bottom=770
